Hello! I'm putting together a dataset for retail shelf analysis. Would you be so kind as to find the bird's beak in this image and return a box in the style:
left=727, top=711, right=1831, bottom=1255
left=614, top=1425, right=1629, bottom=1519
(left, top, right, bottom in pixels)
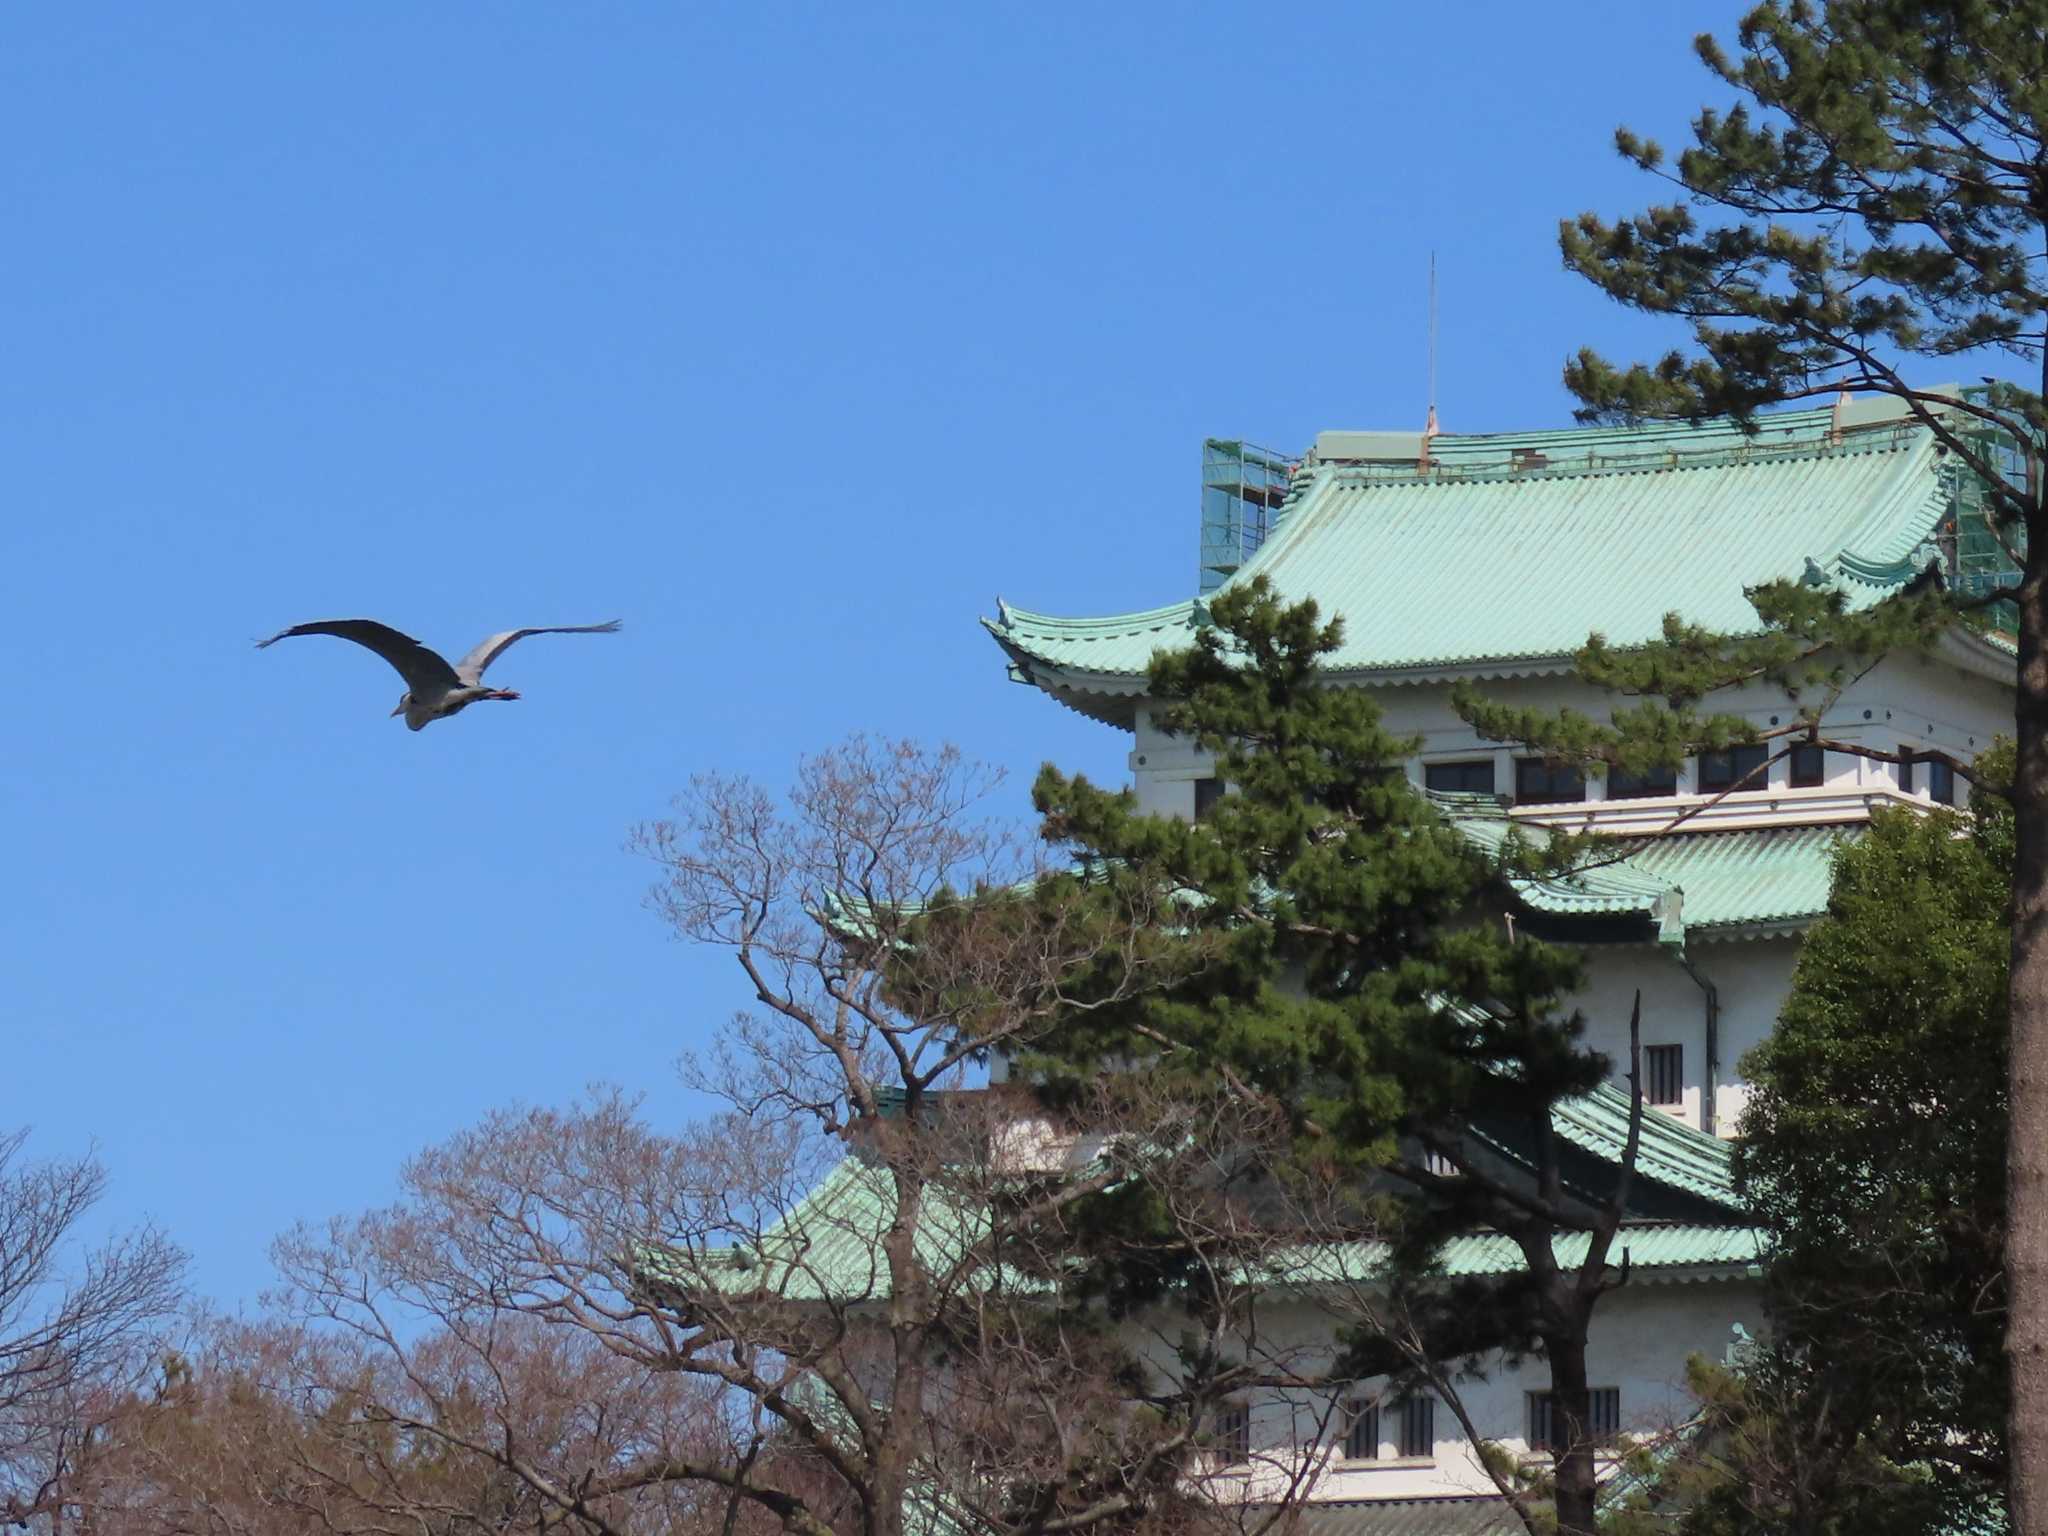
left=390, top=703, right=406, bottom=718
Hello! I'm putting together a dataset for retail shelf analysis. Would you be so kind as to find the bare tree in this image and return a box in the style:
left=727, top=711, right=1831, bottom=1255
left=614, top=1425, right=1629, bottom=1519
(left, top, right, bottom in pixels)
left=72, top=1313, right=744, bottom=1536
left=0, top=1128, right=183, bottom=1529
left=231, top=740, right=1352, bottom=1536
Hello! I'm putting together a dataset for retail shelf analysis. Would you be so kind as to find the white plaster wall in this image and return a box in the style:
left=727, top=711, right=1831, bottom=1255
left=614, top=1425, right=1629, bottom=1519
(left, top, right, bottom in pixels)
left=1688, top=938, right=1802, bottom=1134
left=1566, top=946, right=1717, bottom=1132
left=1125, top=652, right=2011, bottom=815
left=1149, top=1281, right=1763, bottom=1504
left=1568, top=940, right=1799, bottom=1137
left=1130, top=704, right=1209, bottom=820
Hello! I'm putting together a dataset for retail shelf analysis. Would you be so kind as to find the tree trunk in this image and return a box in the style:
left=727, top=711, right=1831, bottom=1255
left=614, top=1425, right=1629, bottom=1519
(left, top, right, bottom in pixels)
left=2012, top=561, right=2048, bottom=1534
left=1543, top=1318, right=1598, bottom=1536
left=865, top=1443, right=909, bottom=1536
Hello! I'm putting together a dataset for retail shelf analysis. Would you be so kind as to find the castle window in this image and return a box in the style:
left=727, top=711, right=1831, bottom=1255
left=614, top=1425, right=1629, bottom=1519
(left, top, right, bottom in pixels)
left=1645, top=1045, right=1683, bottom=1107
left=1397, top=1395, right=1435, bottom=1459
left=1514, top=758, right=1585, bottom=805
left=1193, top=778, right=1225, bottom=821
left=1425, top=759, right=1496, bottom=795
left=1212, top=1401, right=1250, bottom=1464
left=1789, top=743, right=1826, bottom=788
left=1606, top=761, right=1677, bottom=798
left=1898, top=753, right=1955, bottom=801
left=1528, top=1387, right=1620, bottom=1451
left=1342, top=1399, right=1379, bottom=1461
left=1925, top=758, right=1957, bottom=806
left=1697, top=744, right=1769, bottom=793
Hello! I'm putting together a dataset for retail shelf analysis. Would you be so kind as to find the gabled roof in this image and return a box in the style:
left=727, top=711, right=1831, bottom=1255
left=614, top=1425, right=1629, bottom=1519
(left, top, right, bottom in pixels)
left=987, top=401, right=1977, bottom=723
left=1442, top=794, right=1851, bottom=944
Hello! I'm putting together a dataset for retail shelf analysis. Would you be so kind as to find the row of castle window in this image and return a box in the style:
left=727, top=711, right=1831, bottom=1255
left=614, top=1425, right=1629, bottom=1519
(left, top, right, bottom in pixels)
left=1212, top=1387, right=1621, bottom=1465
left=1422, top=745, right=1955, bottom=804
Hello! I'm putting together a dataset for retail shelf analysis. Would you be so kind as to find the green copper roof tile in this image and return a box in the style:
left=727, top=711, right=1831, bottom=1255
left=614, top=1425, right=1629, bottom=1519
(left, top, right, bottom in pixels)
left=1439, top=798, right=1851, bottom=940
left=1621, top=823, right=1852, bottom=933
left=704, top=1152, right=1759, bottom=1303
left=1543, top=1082, right=1744, bottom=1211
left=683, top=1082, right=1754, bottom=1305
left=989, top=415, right=1953, bottom=684
left=1290, top=1497, right=1522, bottom=1536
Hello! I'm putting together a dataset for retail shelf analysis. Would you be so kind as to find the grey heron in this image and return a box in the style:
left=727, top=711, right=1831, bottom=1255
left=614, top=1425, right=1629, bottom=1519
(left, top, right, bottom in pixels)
left=257, top=618, right=623, bottom=730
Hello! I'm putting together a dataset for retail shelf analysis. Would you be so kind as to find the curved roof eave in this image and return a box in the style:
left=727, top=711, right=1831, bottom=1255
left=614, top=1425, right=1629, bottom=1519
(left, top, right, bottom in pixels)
left=1939, top=622, right=2021, bottom=683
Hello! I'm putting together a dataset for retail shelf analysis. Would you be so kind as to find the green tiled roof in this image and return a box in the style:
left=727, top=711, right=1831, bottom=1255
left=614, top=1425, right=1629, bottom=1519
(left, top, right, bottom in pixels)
left=690, top=1084, right=1753, bottom=1306
left=1441, top=796, right=1850, bottom=942
left=690, top=1157, right=998, bottom=1303
left=1621, top=824, right=1850, bottom=933
left=988, top=404, right=1957, bottom=704
left=1304, top=1223, right=1760, bottom=1285
left=709, top=1154, right=1756, bottom=1303
left=1546, top=1083, right=1744, bottom=1212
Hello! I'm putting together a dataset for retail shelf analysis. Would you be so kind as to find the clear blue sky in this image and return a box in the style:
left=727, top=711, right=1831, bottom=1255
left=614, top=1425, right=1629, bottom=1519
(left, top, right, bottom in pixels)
left=2, top=3, right=1748, bottom=1305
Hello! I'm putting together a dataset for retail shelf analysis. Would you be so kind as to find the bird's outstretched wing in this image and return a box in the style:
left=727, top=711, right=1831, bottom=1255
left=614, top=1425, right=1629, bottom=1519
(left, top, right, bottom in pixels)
left=257, top=620, right=462, bottom=694
left=454, top=620, right=623, bottom=683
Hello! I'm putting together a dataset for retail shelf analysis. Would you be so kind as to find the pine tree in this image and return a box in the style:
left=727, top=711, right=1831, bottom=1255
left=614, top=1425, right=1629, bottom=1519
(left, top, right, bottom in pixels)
left=1031, top=579, right=1642, bottom=1536
left=1537, top=5, right=2048, bottom=1519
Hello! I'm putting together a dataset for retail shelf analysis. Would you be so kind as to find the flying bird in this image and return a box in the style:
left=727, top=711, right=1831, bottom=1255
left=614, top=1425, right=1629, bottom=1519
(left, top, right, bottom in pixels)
left=257, top=618, right=623, bottom=730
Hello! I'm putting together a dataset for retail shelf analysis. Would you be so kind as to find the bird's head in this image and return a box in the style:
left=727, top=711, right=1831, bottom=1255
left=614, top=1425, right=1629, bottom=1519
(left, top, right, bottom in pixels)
left=391, top=693, right=412, bottom=719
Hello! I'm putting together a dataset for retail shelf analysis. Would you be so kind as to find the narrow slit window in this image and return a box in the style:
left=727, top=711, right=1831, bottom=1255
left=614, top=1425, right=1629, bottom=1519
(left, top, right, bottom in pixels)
left=1645, top=1045, right=1683, bottom=1108
left=1926, top=758, right=1957, bottom=806
left=1397, top=1396, right=1434, bottom=1459
left=1528, top=1388, right=1621, bottom=1452
left=1212, top=1402, right=1250, bottom=1464
left=1527, top=1392, right=1553, bottom=1453
left=1343, top=1399, right=1379, bottom=1461
left=1591, top=1388, right=1620, bottom=1442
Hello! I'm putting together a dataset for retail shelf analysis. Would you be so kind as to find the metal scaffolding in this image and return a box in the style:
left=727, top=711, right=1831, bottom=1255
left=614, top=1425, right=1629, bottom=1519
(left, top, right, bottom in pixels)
left=1947, top=387, right=2031, bottom=632
left=1198, top=439, right=1294, bottom=594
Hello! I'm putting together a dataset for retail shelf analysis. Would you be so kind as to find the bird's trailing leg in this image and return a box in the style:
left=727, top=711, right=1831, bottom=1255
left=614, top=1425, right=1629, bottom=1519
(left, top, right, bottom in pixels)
left=482, top=689, right=521, bottom=702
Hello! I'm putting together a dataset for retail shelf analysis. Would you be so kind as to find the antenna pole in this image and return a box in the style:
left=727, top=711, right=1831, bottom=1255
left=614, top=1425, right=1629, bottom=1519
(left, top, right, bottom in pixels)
left=1429, top=251, right=1438, bottom=420
left=1420, top=252, right=1441, bottom=468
